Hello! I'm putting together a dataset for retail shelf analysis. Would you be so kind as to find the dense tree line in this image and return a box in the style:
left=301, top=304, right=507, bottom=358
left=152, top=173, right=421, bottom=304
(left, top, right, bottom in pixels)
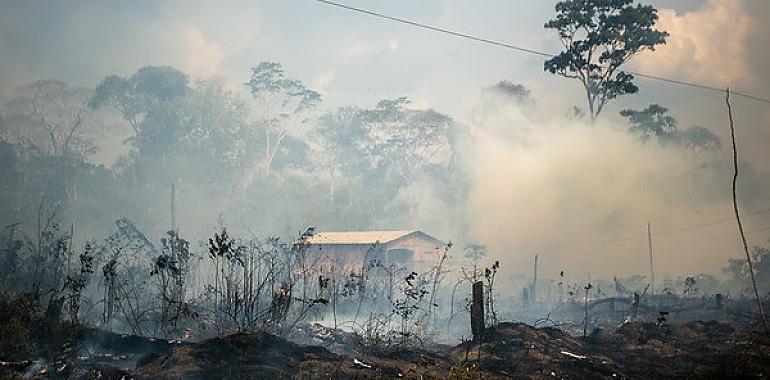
left=0, top=63, right=468, bottom=239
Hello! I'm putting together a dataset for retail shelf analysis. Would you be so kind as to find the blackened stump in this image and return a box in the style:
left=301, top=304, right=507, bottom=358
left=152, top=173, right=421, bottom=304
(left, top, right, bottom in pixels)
left=471, top=281, right=484, bottom=342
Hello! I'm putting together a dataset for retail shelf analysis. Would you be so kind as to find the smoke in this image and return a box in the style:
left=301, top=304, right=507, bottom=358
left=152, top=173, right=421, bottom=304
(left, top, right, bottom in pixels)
left=461, top=90, right=768, bottom=280
left=634, top=0, right=754, bottom=89
left=1, top=0, right=768, bottom=290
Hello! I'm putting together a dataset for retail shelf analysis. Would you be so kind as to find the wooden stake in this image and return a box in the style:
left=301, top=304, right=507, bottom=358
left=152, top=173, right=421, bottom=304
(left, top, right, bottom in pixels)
left=532, top=254, right=539, bottom=304
left=647, top=222, right=655, bottom=294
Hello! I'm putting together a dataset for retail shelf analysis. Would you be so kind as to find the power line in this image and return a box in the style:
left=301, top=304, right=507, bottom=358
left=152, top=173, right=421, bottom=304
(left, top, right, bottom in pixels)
left=654, top=207, right=770, bottom=236
left=311, top=0, right=552, bottom=58
left=514, top=206, right=770, bottom=250
left=309, top=0, right=770, bottom=105
left=629, top=72, right=770, bottom=104
left=541, top=234, right=646, bottom=249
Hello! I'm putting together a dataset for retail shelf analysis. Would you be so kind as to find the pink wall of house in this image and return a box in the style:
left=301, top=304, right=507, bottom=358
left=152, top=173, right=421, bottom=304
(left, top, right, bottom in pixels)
left=384, top=234, right=444, bottom=263
left=307, top=232, right=445, bottom=270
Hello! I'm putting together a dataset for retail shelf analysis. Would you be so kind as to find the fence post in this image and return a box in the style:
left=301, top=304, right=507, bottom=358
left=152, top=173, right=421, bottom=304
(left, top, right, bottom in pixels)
left=522, top=287, right=529, bottom=307
left=471, top=281, right=484, bottom=342
left=715, top=293, right=724, bottom=321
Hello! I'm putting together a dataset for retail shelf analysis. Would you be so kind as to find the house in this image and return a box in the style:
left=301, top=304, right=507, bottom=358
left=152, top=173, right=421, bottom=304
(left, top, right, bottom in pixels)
left=306, top=230, right=447, bottom=269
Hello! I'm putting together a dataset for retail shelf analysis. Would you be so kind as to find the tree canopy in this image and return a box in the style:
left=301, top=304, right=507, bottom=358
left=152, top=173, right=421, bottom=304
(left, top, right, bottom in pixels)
left=620, top=103, right=677, bottom=143
left=89, top=66, right=189, bottom=135
left=544, top=0, right=668, bottom=121
left=484, top=81, right=533, bottom=105
left=621, top=104, right=721, bottom=155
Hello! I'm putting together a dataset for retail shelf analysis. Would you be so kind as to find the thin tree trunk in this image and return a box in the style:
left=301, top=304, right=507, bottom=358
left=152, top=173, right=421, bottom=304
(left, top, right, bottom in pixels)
left=726, top=87, right=767, bottom=332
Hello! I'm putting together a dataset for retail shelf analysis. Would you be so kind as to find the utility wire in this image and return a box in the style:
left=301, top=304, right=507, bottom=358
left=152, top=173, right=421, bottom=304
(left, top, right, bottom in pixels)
left=543, top=222, right=770, bottom=256
left=514, top=206, right=770, bottom=250
left=312, top=0, right=552, bottom=58
left=654, top=207, right=770, bottom=236
left=309, top=0, right=770, bottom=105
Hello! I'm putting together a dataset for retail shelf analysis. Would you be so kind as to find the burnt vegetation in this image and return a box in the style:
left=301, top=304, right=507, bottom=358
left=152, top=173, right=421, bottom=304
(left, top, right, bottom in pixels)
left=1, top=0, right=770, bottom=379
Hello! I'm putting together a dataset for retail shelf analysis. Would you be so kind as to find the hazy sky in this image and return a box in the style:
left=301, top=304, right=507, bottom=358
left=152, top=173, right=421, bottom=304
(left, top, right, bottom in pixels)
left=1, top=1, right=767, bottom=116
left=1, top=1, right=767, bottom=145
left=3, top=1, right=762, bottom=106
left=1, top=0, right=769, bottom=278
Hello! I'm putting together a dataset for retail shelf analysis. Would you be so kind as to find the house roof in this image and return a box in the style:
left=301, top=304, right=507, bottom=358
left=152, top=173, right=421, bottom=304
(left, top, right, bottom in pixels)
left=307, top=230, right=443, bottom=245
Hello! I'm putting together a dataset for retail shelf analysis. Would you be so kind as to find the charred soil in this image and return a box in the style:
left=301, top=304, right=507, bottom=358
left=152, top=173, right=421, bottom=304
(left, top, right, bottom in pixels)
left=2, top=320, right=769, bottom=379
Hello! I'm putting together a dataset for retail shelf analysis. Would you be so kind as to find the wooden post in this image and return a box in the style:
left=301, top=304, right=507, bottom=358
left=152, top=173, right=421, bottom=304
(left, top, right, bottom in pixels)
left=532, top=254, right=539, bottom=304
left=647, top=223, right=655, bottom=294
left=522, top=287, right=529, bottom=307
left=631, top=292, right=640, bottom=320
left=471, top=281, right=484, bottom=342
left=171, top=182, right=177, bottom=233
left=715, top=293, right=724, bottom=322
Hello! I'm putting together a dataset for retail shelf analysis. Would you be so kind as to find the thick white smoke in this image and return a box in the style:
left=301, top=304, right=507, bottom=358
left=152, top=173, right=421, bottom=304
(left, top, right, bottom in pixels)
left=461, top=91, right=766, bottom=281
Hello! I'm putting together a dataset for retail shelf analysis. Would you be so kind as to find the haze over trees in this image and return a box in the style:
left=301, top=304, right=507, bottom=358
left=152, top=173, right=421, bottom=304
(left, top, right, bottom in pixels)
left=0, top=61, right=468, bottom=242
left=1, top=0, right=770, bottom=377
left=620, top=103, right=722, bottom=155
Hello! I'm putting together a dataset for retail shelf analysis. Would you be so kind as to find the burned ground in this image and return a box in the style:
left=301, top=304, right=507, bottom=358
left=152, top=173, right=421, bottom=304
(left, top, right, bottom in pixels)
left=448, top=321, right=770, bottom=379
left=3, top=315, right=770, bottom=379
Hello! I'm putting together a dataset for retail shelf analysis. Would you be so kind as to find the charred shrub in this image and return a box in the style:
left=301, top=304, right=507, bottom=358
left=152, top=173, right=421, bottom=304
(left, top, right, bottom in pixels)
left=0, top=289, right=42, bottom=359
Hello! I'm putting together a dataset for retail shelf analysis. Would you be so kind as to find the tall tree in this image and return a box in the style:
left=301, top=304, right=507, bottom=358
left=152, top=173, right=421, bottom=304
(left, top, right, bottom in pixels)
left=129, top=79, right=247, bottom=187
left=361, top=97, right=454, bottom=217
left=244, top=62, right=320, bottom=178
left=620, top=103, right=677, bottom=143
left=4, top=80, right=94, bottom=159
left=89, top=66, right=189, bottom=138
left=674, top=126, right=721, bottom=158
left=315, top=106, right=369, bottom=203
left=316, top=98, right=456, bottom=220
left=362, top=97, right=453, bottom=186
left=621, top=104, right=721, bottom=196
left=484, top=81, right=533, bottom=106
left=544, top=0, right=668, bottom=121
left=621, top=104, right=722, bottom=156
left=674, top=124, right=722, bottom=196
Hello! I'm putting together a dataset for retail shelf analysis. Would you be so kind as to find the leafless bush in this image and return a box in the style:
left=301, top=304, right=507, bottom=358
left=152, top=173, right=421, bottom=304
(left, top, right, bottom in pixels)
left=201, top=226, right=329, bottom=337
left=484, top=260, right=500, bottom=326
left=351, top=312, right=394, bottom=354
left=150, top=230, right=195, bottom=337
left=61, top=243, right=94, bottom=323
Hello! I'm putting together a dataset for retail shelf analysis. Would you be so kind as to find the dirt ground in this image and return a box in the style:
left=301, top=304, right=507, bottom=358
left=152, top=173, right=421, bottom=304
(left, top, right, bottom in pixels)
left=2, top=319, right=769, bottom=379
